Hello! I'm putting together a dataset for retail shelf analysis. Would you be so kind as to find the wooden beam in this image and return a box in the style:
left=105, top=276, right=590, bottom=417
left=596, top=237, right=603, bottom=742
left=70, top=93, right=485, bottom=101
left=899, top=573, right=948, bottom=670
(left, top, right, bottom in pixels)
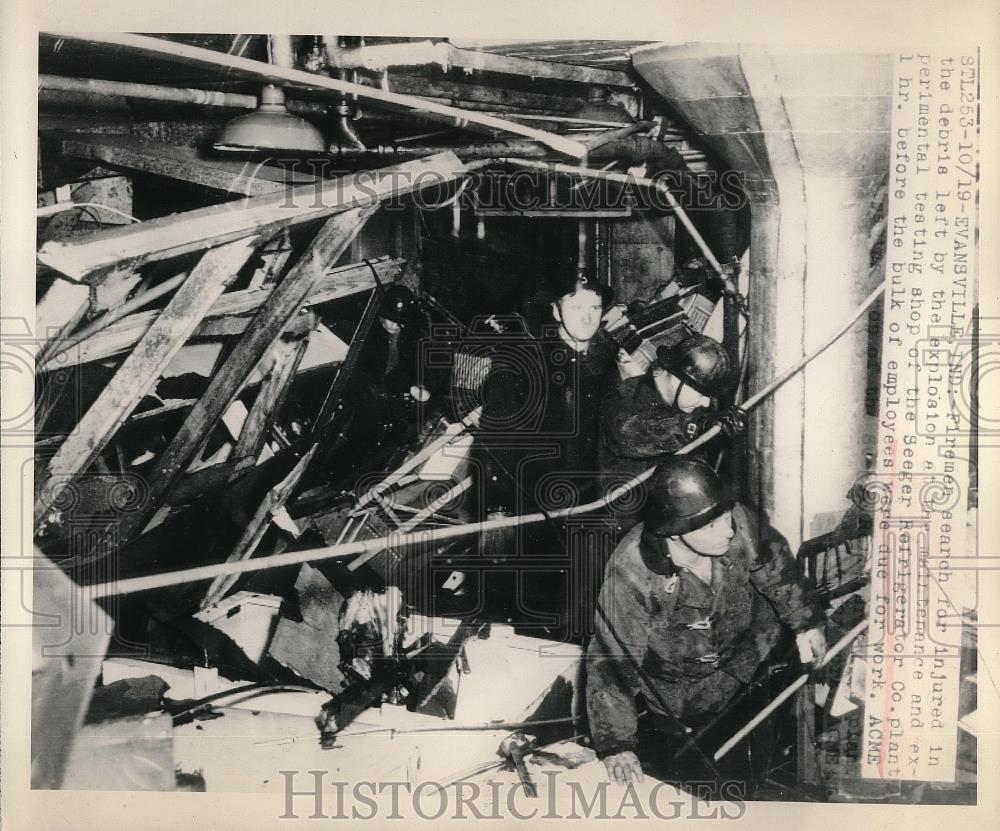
left=114, top=206, right=376, bottom=544
left=312, top=285, right=384, bottom=434
left=199, top=444, right=316, bottom=610
left=60, top=135, right=317, bottom=196
left=231, top=315, right=313, bottom=469
left=39, top=256, right=403, bottom=371
left=326, top=41, right=636, bottom=88
left=37, top=176, right=135, bottom=245
left=43, top=34, right=587, bottom=160
left=30, top=551, right=114, bottom=789
left=34, top=278, right=91, bottom=361
left=378, top=73, right=586, bottom=113
left=91, top=265, right=142, bottom=317
left=34, top=239, right=257, bottom=527
left=163, top=459, right=236, bottom=506
left=37, top=150, right=464, bottom=282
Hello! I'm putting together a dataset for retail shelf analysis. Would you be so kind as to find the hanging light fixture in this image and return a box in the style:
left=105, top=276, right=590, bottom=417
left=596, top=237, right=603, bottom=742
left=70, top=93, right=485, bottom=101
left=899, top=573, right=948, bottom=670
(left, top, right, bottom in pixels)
left=214, top=84, right=325, bottom=152
left=214, top=35, right=325, bottom=153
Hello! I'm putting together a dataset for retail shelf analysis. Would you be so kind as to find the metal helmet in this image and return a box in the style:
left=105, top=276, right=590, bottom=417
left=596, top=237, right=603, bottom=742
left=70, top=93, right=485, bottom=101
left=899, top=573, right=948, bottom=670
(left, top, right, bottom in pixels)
left=656, top=334, right=734, bottom=398
left=643, top=457, right=733, bottom=536
left=379, top=284, right=417, bottom=325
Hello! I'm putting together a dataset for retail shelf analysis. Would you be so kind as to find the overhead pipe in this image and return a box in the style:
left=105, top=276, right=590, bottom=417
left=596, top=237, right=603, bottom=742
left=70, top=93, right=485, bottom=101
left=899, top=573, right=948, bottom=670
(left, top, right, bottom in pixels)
left=39, top=75, right=331, bottom=119
left=44, top=33, right=589, bottom=158
left=324, top=135, right=688, bottom=165
left=39, top=74, right=260, bottom=109
left=302, top=34, right=363, bottom=156
left=323, top=39, right=635, bottom=88
left=580, top=121, right=654, bottom=152
left=327, top=37, right=367, bottom=152
left=270, top=34, right=295, bottom=70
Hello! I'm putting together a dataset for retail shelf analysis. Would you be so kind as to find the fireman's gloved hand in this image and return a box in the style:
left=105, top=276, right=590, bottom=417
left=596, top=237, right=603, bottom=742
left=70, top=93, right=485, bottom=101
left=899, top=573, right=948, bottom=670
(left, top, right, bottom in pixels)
left=796, top=627, right=828, bottom=665
left=705, top=406, right=747, bottom=438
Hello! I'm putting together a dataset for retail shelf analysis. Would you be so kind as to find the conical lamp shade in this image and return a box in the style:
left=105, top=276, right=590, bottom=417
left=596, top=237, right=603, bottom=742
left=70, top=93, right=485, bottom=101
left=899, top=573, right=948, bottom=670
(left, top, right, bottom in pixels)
left=214, top=85, right=325, bottom=153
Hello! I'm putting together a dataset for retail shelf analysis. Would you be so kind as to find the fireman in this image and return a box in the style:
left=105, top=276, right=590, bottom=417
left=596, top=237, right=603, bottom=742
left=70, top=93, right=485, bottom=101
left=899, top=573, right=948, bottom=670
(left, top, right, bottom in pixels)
left=599, top=333, right=746, bottom=532
left=586, top=457, right=827, bottom=786
left=473, top=274, right=617, bottom=637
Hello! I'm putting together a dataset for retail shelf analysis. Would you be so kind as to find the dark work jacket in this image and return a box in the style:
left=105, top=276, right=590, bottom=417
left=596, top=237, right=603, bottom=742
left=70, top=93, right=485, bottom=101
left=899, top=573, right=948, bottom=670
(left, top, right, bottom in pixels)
left=478, top=332, right=616, bottom=514
left=586, top=503, right=824, bottom=758
left=362, top=323, right=422, bottom=401
left=598, top=375, right=712, bottom=528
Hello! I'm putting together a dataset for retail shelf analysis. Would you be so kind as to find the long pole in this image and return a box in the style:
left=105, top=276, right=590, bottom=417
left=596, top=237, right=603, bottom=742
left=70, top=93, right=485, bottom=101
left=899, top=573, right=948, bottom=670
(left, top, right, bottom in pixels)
left=713, top=619, right=869, bottom=761
left=83, top=280, right=886, bottom=600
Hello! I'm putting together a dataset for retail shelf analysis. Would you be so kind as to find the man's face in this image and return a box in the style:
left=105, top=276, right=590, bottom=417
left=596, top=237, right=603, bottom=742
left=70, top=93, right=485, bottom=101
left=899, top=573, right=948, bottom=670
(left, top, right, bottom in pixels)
left=651, top=369, right=710, bottom=413
left=380, top=317, right=402, bottom=335
left=678, top=510, right=734, bottom=557
left=552, top=289, right=603, bottom=345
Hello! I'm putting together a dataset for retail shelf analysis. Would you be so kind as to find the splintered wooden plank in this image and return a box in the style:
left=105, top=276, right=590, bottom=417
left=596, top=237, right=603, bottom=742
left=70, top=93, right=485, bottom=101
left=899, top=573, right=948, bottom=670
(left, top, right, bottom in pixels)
left=231, top=319, right=313, bottom=469
left=35, top=277, right=91, bottom=361
left=37, top=150, right=465, bottom=282
left=39, top=256, right=404, bottom=371
left=199, top=444, right=317, bottom=610
left=30, top=550, right=113, bottom=788
left=34, top=239, right=257, bottom=527
left=115, top=206, right=376, bottom=544
left=60, top=135, right=317, bottom=196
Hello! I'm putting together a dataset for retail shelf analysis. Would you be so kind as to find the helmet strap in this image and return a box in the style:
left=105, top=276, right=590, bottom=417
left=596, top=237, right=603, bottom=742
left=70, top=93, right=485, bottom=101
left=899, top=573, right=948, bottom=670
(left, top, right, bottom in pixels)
left=671, top=380, right=684, bottom=409
left=639, top=530, right=677, bottom=576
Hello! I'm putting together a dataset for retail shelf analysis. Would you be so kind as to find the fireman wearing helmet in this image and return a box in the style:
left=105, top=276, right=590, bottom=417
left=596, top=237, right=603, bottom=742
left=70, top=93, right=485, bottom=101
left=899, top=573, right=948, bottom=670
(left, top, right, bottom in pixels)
left=342, top=283, right=438, bottom=471
left=599, top=333, right=746, bottom=532
left=586, top=457, right=827, bottom=787
left=370, top=283, right=432, bottom=404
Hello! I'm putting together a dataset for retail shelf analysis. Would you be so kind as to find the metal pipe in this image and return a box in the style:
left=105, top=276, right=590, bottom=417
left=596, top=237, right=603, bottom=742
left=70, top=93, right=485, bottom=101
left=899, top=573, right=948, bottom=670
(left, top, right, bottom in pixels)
left=38, top=73, right=330, bottom=117
left=325, top=40, right=634, bottom=88
left=324, top=136, right=687, bottom=166
left=44, top=33, right=588, bottom=158
left=270, top=34, right=295, bottom=69
left=491, top=112, right=634, bottom=127
left=505, top=157, right=729, bottom=278
left=581, top=121, right=652, bottom=152
left=39, top=73, right=259, bottom=109
left=330, top=38, right=367, bottom=152
left=333, top=98, right=367, bottom=150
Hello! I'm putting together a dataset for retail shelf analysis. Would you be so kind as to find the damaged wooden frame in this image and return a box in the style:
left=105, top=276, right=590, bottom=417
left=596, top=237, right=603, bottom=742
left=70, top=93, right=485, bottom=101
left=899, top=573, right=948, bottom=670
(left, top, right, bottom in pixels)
left=34, top=152, right=471, bottom=550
